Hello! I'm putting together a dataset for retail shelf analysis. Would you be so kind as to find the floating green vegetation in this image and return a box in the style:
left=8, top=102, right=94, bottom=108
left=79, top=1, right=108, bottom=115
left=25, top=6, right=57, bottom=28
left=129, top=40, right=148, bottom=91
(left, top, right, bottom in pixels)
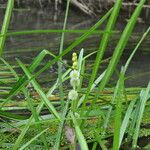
left=0, top=0, right=150, bottom=150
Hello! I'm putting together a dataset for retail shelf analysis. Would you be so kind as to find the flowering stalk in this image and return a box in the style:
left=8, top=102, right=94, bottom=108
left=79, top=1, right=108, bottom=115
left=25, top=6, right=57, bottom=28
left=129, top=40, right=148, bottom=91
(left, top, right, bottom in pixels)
left=68, top=53, right=80, bottom=111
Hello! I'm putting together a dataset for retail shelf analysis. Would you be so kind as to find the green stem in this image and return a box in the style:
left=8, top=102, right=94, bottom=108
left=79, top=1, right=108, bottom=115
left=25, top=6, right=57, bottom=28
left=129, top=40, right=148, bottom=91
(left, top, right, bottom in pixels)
left=0, top=0, right=14, bottom=56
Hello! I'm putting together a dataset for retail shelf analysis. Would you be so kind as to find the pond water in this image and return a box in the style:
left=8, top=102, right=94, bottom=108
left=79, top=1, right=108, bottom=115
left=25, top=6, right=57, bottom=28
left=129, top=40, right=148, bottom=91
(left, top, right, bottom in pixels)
left=0, top=7, right=150, bottom=87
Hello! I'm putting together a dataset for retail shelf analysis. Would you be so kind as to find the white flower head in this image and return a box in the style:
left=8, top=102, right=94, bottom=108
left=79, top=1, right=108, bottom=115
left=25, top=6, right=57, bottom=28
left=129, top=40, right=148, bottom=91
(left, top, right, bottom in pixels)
left=70, top=70, right=79, bottom=79
left=68, top=89, right=78, bottom=100
left=70, top=78, right=80, bottom=87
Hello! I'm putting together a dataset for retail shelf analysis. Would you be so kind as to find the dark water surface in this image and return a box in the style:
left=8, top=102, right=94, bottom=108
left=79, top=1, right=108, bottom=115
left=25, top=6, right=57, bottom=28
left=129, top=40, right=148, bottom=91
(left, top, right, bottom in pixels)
left=0, top=8, right=150, bottom=87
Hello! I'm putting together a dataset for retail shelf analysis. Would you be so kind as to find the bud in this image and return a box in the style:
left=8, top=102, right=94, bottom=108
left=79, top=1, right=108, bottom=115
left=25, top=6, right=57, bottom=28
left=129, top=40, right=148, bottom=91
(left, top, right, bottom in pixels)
left=72, top=53, right=77, bottom=57
left=72, top=56, right=77, bottom=62
left=73, top=62, right=77, bottom=67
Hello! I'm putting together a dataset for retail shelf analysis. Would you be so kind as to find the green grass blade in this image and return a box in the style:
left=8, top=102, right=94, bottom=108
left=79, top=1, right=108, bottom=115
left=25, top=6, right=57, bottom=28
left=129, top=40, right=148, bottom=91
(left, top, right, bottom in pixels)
left=54, top=99, right=70, bottom=150
left=70, top=112, right=89, bottom=150
left=124, top=26, right=150, bottom=73
left=132, top=81, right=150, bottom=148
left=78, top=48, right=84, bottom=73
left=119, top=99, right=136, bottom=147
left=97, top=0, right=146, bottom=92
left=58, top=0, right=70, bottom=109
left=0, top=29, right=118, bottom=37
left=82, top=0, right=122, bottom=106
left=0, top=58, right=18, bottom=79
left=77, top=48, right=84, bottom=90
left=92, top=142, right=98, bottom=150
left=113, top=68, right=125, bottom=150
left=23, top=90, right=49, bottom=149
left=17, top=59, right=61, bottom=121
left=127, top=99, right=141, bottom=140
left=19, top=128, right=48, bottom=150
left=77, top=70, right=106, bottom=107
left=0, top=110, right=28, bottom=120
left=0, top=0, right=14, bottom=56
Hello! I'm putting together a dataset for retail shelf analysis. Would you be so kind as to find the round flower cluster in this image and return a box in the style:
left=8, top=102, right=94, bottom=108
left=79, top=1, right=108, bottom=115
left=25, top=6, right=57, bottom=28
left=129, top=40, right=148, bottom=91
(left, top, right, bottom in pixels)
left=68, top=53, right=80, bottom=101
left=70, top=70, right=80, bottom=88
left=68, top=89, right=78, bottom=100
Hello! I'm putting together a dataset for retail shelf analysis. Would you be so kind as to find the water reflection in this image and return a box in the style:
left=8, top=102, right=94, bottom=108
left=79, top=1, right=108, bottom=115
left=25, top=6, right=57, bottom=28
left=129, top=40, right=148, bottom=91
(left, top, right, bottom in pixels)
left=0, top=8, right=149, bottom=87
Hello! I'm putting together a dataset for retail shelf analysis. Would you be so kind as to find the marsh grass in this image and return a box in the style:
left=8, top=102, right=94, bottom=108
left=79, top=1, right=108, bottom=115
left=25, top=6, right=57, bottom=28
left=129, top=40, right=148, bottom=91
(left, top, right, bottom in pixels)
left=0, top=0, right=150, bottom=150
